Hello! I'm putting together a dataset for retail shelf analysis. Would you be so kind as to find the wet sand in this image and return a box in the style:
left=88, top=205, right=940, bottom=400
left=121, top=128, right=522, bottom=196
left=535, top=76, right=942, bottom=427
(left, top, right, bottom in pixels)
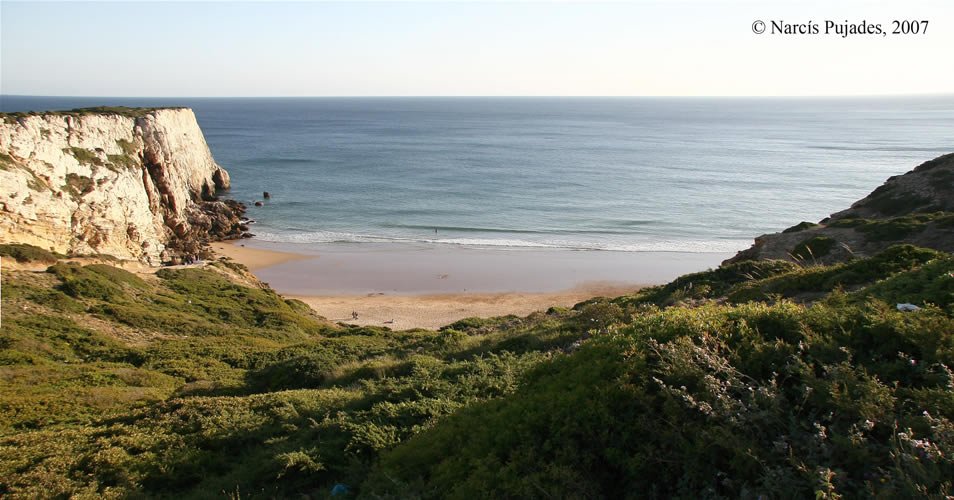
left=215, top=239, right=733, bottom=330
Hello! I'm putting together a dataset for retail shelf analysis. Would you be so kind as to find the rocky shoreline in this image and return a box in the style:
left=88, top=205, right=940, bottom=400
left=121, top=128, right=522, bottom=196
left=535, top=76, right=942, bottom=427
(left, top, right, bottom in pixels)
left=162, top=197, right=251, bottom=265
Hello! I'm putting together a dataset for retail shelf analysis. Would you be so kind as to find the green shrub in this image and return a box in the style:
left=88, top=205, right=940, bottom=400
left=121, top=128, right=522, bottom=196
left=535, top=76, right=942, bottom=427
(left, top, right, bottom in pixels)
left=0, top=107, right=180, bottom=122
left=65, top=147, right=103, bottom=167
left=106, top=153, right=138, bottom=170
left=0, top=243, right=62, bottom=263
left=49, top=263, right=145, bottom=302
left=115, top=138, right=138, bottom=155
left=62, top=173, right=94, bottom=200
left=154, top=268, right=327, bottom=336
left=782, top=221, right=820, bottom=233
left=367, top=300, right=954, bottom=498
left=441, top=316, right=501, bottom=332
left=64, top=106, right=180, bottom=118
left=620, top=259, right=798, bottom=306
left=856, top=256, right=954, bottom=311
left=575, top=301, right=625, bottom=331
left=830, top=212, right=954, bottom=242
left=791, top=235, right=836, bottom=260
left=728, top=245, right=943, bottom=303
left=246, top=352, right=340, bottom=391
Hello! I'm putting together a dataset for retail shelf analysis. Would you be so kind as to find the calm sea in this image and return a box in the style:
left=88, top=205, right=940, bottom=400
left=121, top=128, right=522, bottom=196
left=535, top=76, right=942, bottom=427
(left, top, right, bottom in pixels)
left=3, top=96, right=953, bottom=254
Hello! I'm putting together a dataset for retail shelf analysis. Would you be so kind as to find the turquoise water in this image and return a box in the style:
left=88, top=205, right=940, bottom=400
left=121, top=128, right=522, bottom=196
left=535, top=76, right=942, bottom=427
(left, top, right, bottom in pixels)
left=4, top=96, right=953, bottom=253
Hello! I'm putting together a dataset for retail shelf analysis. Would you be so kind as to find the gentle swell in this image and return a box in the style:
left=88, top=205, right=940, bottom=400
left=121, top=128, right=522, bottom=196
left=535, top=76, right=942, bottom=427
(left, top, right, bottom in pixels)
left=380, top=223, right=649, bottom=235
left=249, top=229, right=747, bottom=253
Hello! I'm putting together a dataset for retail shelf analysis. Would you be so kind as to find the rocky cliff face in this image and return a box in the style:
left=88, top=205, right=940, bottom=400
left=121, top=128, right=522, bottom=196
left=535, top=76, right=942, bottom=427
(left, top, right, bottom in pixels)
left=0, top=107, right=247, bottom=265
left=727, top=153, right=954, bottom=265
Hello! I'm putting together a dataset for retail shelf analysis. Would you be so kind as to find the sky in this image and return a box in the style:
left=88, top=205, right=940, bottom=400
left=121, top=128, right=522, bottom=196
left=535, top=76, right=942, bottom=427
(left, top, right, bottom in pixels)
left=1, top=0, right=953, bottom=97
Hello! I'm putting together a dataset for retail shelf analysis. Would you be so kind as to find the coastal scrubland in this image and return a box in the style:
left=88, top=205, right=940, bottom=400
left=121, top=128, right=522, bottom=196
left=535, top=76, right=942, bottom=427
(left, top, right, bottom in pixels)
left=1, top=238, right=952, bottom=498
left=1, top=152, right=953, bottom=498
left=1, top=107, right=187, bottom=124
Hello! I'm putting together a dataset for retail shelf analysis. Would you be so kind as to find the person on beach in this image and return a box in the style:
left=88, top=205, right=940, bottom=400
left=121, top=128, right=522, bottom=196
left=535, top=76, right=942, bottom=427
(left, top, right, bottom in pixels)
left=352, top=311, right=358, bottom=320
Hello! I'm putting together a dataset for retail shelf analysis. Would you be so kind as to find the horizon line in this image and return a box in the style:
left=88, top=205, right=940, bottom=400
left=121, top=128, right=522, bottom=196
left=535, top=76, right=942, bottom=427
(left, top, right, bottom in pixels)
left=3, top=93, right=954, bottom=100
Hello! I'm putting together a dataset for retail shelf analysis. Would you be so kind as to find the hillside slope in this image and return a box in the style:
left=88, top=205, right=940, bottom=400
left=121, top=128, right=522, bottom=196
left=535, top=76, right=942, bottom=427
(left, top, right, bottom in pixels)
left=0, top=154, right=952, bottom=498
left=728, top=153, right=954, bottom=265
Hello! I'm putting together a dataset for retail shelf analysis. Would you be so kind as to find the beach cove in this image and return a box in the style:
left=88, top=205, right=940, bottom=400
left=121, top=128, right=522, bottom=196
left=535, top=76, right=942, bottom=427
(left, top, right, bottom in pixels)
left=214, top=239, right=731, bottom=330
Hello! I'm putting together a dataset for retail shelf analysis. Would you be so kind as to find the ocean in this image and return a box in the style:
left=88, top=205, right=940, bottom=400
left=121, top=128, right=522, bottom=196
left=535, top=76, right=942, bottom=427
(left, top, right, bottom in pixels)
left=3, top=96, right=953, bottom=255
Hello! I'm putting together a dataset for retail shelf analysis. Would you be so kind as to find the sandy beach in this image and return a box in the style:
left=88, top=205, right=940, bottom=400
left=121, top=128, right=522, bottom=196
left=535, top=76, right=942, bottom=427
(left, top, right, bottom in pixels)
left=291, top=283, right=639, bottom=331
left=211, top=241, right=311, bottom=270
left=214, top=239, right=732, bottom=330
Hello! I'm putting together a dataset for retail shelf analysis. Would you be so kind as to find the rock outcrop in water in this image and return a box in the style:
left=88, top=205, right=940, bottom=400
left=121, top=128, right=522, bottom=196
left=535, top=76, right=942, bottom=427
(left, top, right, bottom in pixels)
left=0, top=107, right=246, bottom=265
left=727, top=152, right=954, bottom=265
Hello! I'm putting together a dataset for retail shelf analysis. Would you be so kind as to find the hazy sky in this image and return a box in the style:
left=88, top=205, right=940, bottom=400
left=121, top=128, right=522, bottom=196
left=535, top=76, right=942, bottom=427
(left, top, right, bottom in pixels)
left=2, top=0, right=952, bottom=97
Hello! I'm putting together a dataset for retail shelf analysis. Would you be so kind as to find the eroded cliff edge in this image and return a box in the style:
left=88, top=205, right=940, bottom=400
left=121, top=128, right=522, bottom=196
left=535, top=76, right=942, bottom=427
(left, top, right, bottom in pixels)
left=0, top=107, right=247, bottom=265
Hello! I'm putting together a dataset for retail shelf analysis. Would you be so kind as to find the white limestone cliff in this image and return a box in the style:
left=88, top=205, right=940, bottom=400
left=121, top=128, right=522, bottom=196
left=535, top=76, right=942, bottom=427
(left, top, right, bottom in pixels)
left=0, top=107, right=244, bottom=265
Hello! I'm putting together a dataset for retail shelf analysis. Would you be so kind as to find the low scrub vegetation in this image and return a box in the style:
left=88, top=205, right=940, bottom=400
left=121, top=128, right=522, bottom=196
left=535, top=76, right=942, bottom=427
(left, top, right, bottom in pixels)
left=0, top=243, right=64, bottom=264
left=791, top=235, right=837, bottom=261
left=782, top=221, right=820, bottom=233
left=829, top=212, right=954, bottom=241
left=63, top=173, right=94, bottom=200
left=0, top=243, right=952, bottom=498
left=65, top=147, right=104, bottom=167
left=1, top=107, right=184, bottom=124
left=370, top=297, right=954, bottom=498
